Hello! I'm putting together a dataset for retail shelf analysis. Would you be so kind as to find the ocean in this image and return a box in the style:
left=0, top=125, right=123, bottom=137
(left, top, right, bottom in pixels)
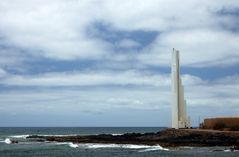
left=0, top=127, right=238, bottom=157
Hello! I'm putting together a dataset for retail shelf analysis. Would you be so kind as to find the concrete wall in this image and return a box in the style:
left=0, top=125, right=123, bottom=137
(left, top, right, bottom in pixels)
left=203, top=117, right=239, bottom=130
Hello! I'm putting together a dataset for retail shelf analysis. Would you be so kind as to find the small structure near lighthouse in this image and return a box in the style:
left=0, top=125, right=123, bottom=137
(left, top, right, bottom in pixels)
left=171, top=49, right=191, bottom=129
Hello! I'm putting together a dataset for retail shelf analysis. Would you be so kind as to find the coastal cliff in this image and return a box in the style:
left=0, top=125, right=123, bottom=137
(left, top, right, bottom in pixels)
left=27, top=129, right=239, bottom=147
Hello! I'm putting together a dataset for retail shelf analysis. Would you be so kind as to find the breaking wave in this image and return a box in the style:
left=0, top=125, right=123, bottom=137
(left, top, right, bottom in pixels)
left=138, top=145, right=169, bottom=152
left=40, top=134, right=77, bottom=137
left=223, top=149, right=239, bottom=152
left=0, top=138, right=12, bottom=144
left=111, top=134, right=123, bottom=136
left=10, top=135, right=30, bottom=139
left=78, top=143, right=120, bottom=149
left=69, top=143, right=79, bottom=148
left=9, top=134, right=78, bottom=139
left=0, top=137, right=169, bottom=152
left=55, top=142, right=169, bottom=151
left=54, top=142, right=79, bottom=148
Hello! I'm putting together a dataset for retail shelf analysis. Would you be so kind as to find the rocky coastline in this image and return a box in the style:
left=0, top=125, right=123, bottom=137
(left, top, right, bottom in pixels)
left=27, top=129, right=239, bottom=148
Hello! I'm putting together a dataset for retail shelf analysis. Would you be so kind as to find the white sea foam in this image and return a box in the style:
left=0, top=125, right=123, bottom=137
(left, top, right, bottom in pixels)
left=4, top=138, right=12, bottom=144
left=32, top=134, right=123, bottom=137
left=74, top=143, right=169, bottom=151
left=55, top=142, right=70, bottom=145
left=54, top=142, right=79, bottom=148
left=79, top=143, right=120, bottom=149
left=139, top=145, right=169, bottom=152
left=39, top=134, right=77, bottom=137
left=69, top=143, right=79, bottom=148
left=54, top=142, right=74, bottom=147
left=122, top=145, right=151, bottom=149
left=9, top=134, right=71, bottom=139
left=53, top=141, right=169, bottom=151
left=10, top=135, right=30, bottom=139
left=111, top=134, right=123, bottom=136
left=223, top=149, right=239, bottom=152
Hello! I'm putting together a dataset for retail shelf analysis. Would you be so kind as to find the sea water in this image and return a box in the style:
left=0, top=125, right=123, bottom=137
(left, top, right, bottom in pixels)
left=0, top=127, right=238, bottom=157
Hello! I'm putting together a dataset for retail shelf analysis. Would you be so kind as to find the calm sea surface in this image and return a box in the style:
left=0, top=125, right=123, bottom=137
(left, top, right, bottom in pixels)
left=0, top=127, right=238, bottom=157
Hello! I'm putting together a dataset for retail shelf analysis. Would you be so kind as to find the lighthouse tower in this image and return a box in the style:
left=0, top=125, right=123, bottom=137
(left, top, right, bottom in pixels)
left=171, top=49, right=190, bottom=129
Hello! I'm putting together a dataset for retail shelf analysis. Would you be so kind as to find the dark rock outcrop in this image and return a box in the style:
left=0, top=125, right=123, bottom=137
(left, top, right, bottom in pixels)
left=27, top=129, right=239, bottom=147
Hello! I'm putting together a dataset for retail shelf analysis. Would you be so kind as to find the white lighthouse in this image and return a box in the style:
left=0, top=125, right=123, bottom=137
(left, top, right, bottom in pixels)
left=171, top=49, right=190, bottom=129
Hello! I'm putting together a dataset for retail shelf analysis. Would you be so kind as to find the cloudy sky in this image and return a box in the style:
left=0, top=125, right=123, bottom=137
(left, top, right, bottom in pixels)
left=0, top=0, right=238, bottom=127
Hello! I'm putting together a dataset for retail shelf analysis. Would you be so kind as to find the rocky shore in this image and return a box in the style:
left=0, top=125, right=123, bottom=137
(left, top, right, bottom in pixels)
left=27, top=129, right=239, bottom=148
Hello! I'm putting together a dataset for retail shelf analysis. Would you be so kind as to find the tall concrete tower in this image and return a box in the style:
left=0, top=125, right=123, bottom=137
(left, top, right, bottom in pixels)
left=172, top=48, right=190, bottom=129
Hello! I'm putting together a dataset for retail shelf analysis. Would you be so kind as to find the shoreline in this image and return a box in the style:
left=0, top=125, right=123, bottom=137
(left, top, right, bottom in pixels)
left=26, top=128, right=239, bottom=148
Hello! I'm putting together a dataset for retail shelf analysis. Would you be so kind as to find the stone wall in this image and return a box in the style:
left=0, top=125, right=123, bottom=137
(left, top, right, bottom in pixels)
left=202, top=117, right=239, bottom=130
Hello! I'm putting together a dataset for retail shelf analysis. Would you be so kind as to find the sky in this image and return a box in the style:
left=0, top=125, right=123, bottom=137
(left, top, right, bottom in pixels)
left=0, top=0, right=238, bottom=127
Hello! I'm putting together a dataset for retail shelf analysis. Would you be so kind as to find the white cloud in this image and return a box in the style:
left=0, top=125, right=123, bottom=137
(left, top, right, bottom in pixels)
left=0, top=87, right=169, bottom=115
left=0, top=0, right=238, bottom=126
left=0, top=0, right=238, bottom=67
left=138, top=29, right=239, bottom=67
left=0, top=0, right=112, bottom=60
left=0, top=70, right=171, bottom=87
left=100, top=0, right=212, bottom=31
left=0, top=70, right=238, bottom=108
left=0, top=72, right=238, bottom=125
